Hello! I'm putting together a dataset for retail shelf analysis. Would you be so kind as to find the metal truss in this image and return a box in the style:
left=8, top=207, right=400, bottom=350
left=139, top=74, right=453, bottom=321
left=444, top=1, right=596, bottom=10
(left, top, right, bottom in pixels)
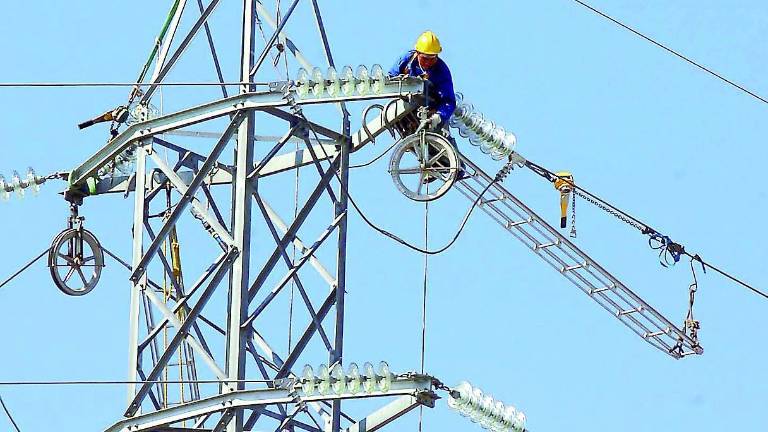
left=64, top=2, right=432, bottom=431
left=105, top=376, right=434, bottom=432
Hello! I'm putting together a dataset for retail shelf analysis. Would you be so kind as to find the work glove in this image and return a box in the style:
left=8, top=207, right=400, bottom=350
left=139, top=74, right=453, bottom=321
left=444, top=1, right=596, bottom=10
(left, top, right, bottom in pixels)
left=428, top=112, right=442, bottom=129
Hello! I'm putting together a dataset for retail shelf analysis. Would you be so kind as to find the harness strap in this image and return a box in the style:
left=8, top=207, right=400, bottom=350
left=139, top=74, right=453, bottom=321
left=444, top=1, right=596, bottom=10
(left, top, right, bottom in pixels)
left=402, top=52, right=429, bottom=79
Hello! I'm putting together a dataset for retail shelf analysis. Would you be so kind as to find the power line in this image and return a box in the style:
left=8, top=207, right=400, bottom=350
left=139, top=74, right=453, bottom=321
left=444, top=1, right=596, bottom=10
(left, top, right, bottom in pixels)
left=685, top=253, right=768, bottom=301
left=571, top=0, right=768, bottom=106
left=0, top=379, right=274, bottom=386
left=0, top=82, right=270, bottom=88
left=0, top=247, right=50, bottom=291
left=0, top=395, right=22, bottom=432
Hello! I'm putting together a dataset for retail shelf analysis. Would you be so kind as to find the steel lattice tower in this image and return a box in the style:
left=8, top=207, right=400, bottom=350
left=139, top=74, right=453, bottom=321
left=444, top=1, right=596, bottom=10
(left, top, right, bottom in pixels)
left=62, top=1, right=433, bottom=431
left=45, top=2, right=704, bottom=431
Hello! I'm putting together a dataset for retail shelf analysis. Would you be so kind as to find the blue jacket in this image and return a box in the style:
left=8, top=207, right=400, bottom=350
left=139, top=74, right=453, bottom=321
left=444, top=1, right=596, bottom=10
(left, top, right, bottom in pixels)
left=388, top=50, right=456, bottom=123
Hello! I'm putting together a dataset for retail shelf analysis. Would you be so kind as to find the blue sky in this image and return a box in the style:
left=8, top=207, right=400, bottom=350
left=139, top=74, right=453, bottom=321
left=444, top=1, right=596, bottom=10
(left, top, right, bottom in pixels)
left=1, top=1, right=767, bottom=431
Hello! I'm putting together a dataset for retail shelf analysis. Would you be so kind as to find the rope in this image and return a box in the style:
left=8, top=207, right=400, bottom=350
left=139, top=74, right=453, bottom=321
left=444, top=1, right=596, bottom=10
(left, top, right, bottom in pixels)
left=673, top=256, right=705, bottom=354
left=571, top=0, right=768, bottom=106
left=0, top=247, right=50, bottom=291
left=421, top=196, right=429, bottom=373
left=0, top=395, right=21, bottom=432
left=418, top=192, right=429, bottom=432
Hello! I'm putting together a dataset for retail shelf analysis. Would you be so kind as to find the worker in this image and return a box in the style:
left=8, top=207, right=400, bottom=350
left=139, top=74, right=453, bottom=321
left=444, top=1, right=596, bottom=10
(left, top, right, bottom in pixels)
left=388, top=31, right=456, bottom=131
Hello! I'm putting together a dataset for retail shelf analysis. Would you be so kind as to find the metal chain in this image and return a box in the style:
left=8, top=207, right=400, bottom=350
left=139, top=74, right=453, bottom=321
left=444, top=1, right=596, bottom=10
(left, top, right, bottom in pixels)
left=430, top=377, right=451, bottom=393
left=569, top=188, right=577, bottom=238
left=573, top=188, right=646, bottom=232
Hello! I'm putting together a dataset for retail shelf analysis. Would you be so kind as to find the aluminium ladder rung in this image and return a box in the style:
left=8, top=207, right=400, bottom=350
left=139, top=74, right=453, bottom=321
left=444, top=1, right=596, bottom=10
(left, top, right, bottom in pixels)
left=617, top=307, right=643, bottom=316
left=506, top=218, right=532, bottom=229
left=644, top=329, right=670, bottom=338
left=589, top=285, right=616, bottom=295
left=562, top=263, right=588, bottom=273
left=534, top=241, right=559, bottom=250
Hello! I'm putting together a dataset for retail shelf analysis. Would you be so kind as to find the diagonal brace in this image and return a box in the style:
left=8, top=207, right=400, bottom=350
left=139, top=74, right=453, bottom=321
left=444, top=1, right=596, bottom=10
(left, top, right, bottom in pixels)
left=243, top=211, right=346, bottom=329
left=254, top=195, right=333, bottom=349
left=126, top=250, right=237, bottom=417
left=247, top=154, right=340, bottom=301
left=130, top=113, right=243, bottom=282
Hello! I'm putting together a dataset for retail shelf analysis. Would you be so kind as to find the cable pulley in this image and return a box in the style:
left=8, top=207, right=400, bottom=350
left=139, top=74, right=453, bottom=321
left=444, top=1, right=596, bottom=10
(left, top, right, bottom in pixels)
left=388, top=130, right=459, bottom=202
left=48, top=204, right=105, bottom=296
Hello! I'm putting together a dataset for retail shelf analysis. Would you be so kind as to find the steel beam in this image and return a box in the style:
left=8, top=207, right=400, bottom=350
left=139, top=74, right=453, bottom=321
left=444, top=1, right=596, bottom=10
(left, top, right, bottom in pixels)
left=342, top=394, right=432, bottom=432
left=258, top=198, right=336, bottom=287
left=197, top=0, right=228, bottom=99
left=128, top=141, right=150, bottom=407
left=247, top=155, right=340, bottom=301
left=68, top=78, right=423, bottom=188
left=309, top=0, right=349, bottom=123
left=106, top=377, right=432, bottom=432
left=136, top=253, right=224, bottom=359
left=92, top=99, right=419, bottom=196
left=222, top=3, right=257, bottom=430
left=243, top=212, right=346, bottom=328
left=330, top=101, right=352, bottom=432
left=253, top=194, right=333, bottom=349
left=142, top=275, right=228, bottom=381
left=274, top=289, right=336, bottom=380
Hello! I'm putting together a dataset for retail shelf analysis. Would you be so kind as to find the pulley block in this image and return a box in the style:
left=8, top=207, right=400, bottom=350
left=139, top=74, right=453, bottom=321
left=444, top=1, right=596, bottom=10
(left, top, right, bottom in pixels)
left=48, top=205, right=105, bottom=296
left=388, top=131, right=459, bottom=202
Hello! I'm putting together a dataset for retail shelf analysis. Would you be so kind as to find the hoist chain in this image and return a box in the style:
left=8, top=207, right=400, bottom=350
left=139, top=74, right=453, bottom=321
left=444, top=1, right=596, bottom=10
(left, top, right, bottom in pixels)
left=569, top=187, right=577, bottom=238
left=572, top=188, right=647, bottom=233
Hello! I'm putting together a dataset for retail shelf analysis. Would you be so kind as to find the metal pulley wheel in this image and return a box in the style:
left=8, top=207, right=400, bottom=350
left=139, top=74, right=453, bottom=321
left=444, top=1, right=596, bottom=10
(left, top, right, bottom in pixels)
left=48, top=228, right=105, bottom=296
left=388, top=131, right=459, bottom=201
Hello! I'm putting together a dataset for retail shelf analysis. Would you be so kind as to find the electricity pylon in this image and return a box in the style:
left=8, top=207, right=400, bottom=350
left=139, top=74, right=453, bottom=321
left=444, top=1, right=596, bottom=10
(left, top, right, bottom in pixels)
left=51, top=2, right=703, bottom=431
left=63, top=1, right=433, bottom=431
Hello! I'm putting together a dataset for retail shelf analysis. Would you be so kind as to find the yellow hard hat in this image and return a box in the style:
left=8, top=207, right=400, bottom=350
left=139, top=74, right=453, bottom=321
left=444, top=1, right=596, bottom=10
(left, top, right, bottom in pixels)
left=414, top=31, right=442, bottom=55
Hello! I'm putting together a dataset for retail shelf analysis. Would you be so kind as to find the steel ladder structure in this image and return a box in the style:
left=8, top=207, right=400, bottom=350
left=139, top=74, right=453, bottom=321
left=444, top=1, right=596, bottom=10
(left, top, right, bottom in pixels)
left=453, top=155, right=702, bottom=359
